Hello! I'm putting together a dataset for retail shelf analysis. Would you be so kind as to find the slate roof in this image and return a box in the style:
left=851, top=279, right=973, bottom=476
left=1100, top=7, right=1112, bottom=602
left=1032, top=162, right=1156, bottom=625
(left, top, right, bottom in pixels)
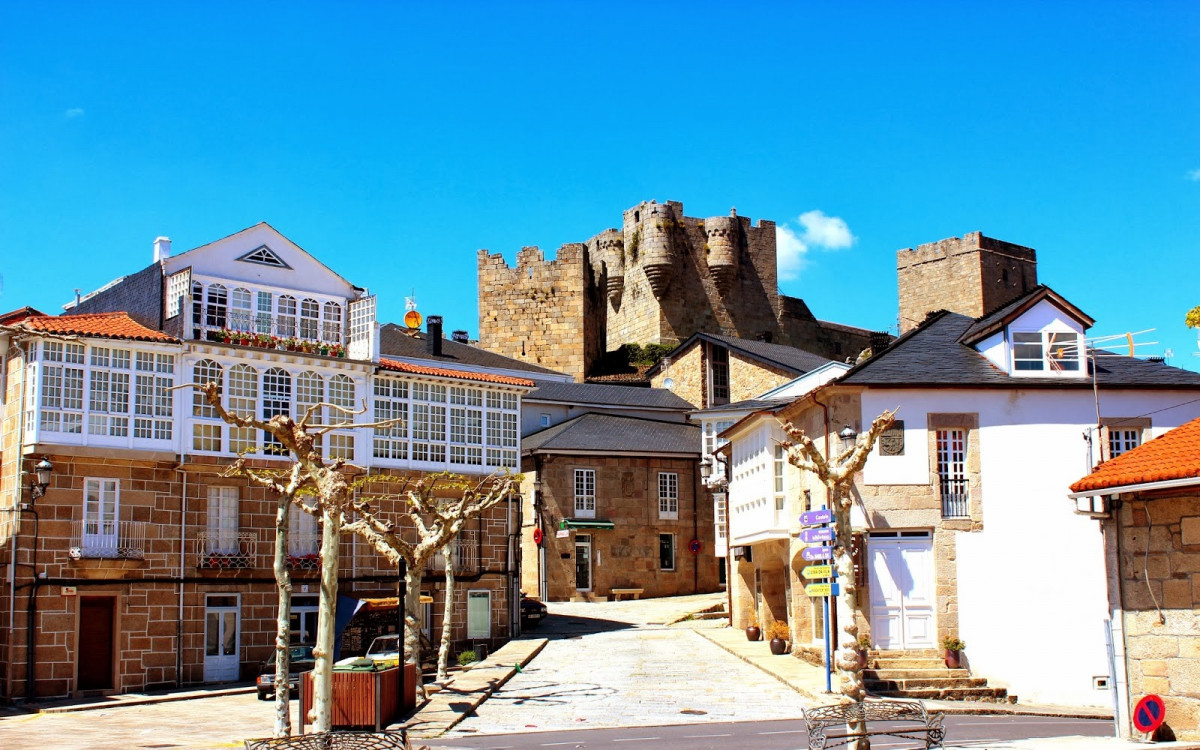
left=522, top=413, right=700, bottom=455
left=649, top=332, right=835, bottom=377
left=839, top=310, right=1200, bottom=389
left=13, top=312, right=178, bottom=343
left=377, top=358, right=534, bottom=388
left=691, top=397, right=793, bottom=417
left=1071, top=417, right=1200, bottom=493
left=379, top=323, right=563, bottom=376
left=526, top=380, right=694, bottom=410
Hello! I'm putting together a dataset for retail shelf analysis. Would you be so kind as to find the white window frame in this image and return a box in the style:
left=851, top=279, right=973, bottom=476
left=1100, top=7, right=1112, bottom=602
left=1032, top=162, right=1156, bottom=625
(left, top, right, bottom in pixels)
left=658, top=472, right=679, bottom=519
left=1011, top=329, right=1082, bottom=374
left=936, top=428, right=969, bottom=518
left=574, top=468, right=596, bottom=518
left=207, top=486, right=240, bottom=555
left=82, top=477, right=120, bottom=556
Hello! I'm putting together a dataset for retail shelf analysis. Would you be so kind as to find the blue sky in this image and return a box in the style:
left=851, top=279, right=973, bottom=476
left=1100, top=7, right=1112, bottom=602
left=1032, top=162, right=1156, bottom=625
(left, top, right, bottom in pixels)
left=3, top=1, right=1198, bottom=368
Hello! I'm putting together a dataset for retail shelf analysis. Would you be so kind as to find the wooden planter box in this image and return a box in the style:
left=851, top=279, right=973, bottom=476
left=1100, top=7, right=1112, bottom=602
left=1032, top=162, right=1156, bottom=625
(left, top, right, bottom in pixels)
left=300, top=664, right=415, bottom=732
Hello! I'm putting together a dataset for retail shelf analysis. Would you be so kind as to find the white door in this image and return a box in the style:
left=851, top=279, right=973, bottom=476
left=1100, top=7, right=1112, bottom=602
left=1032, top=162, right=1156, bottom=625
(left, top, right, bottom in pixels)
left=868, top=532, right=935, bottom=650
left=204, top=594, right=240, bottom=682
left=83, top=478, right=119, bottom=556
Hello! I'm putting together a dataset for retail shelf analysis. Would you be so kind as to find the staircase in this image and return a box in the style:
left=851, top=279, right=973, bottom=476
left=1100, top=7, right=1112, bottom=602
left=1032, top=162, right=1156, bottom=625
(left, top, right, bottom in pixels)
left=863, top=649, right=1015, bottom=703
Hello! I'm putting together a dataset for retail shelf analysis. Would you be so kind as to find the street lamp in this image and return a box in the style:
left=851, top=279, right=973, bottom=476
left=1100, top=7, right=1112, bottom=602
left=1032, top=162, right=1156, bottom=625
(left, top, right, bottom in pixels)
left=699, top=456, right=712, bottom=480
left=31, top=458, right=52, bottom=500
left=838, top=425, right=857, bottom=454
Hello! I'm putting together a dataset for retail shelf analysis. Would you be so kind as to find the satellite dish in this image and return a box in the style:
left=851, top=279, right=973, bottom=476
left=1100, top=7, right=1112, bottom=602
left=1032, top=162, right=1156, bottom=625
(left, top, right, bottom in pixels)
left=404, top=310, right=423, bottom=330
left=663, top=377, right=675, bottom=391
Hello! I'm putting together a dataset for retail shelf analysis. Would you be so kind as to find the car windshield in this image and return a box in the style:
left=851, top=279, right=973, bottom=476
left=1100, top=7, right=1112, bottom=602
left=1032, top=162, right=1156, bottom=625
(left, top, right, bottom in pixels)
left=265, top=646, right=315, bottom=667
left=367, top=636, right=399, bottom=656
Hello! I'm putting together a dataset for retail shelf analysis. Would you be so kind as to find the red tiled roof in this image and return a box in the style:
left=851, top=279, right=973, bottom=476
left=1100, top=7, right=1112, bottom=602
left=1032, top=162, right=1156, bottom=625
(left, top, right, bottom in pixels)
left=0, top=306, right=48, bottom=325
left=1070, top=416, right=1200, bottom=493
left=14, top=313, right=178, bottom=343
left=378, top=358, right=534, bottom=388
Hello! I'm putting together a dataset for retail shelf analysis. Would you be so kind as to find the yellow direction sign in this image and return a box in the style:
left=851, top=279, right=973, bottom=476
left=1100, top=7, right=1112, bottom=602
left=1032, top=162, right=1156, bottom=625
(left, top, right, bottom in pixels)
left=802, top=564, right=832, bottom=580
left=805, top=582, right=839, bottom=597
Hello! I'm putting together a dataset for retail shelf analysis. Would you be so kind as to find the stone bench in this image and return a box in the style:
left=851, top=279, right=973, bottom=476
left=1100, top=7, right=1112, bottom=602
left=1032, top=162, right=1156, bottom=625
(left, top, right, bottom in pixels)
left=802, top=699, right=945, bottom=749
left=244, top=730, right=412, bottom=750
left=610, top=588, right=644, bottom=600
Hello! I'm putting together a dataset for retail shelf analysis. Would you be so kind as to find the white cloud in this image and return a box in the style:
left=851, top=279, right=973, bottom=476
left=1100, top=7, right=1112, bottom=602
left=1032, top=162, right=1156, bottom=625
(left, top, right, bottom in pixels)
left=776, top=224, right=809, bottom=281
left=776, top=209, right=855, bottom=281
left=1188, top=168, right=1200, bottom=182
left=65, top=108, right=84, bottom=119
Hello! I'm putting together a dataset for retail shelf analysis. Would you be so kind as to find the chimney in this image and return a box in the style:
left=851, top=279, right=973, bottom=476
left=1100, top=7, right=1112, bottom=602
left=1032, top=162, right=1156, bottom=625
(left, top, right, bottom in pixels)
left=153, top=236, right=172, bottom=262
left=427, top=315, right=443, bottom=357
left=451, top=330, right=469, bottom=344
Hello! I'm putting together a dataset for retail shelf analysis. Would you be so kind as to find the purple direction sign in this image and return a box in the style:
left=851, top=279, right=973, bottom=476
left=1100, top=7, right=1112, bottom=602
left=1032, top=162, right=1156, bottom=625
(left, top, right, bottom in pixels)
left=801, top=545, right=834, bottom=562
left=799, top=509, right=833, bottom=526
left=799, top=527, right=834, bottom=544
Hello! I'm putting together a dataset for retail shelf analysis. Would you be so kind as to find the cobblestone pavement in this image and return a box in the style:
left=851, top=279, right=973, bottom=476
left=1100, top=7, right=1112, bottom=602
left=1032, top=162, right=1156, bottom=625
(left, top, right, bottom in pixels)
left=441, top=594, right=813, bottom=737
left=0, top=692, right=293, bottom=750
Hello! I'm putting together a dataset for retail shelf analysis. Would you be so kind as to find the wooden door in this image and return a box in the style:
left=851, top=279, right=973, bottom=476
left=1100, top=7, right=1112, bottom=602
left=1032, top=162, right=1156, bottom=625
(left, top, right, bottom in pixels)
left=77, top=597, right=115, bottom=691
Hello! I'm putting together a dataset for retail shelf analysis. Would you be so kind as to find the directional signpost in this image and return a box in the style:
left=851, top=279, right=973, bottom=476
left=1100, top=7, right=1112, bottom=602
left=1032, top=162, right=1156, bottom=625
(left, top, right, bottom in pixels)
left=799, top=507, right=837, bottom=693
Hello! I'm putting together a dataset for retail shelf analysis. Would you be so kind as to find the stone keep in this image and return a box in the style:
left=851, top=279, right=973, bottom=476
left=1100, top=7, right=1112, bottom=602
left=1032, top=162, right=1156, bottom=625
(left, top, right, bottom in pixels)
left=897, top=231, right=1038, bottom=334
left=478, top=200, right=872, bottom=380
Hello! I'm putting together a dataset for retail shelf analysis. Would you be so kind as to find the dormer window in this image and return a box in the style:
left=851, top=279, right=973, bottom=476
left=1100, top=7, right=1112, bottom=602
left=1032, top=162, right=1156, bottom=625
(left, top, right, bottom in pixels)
left=1012, top=330, right=1081, bottom=373
left=238, top=245, right=291, bottom=269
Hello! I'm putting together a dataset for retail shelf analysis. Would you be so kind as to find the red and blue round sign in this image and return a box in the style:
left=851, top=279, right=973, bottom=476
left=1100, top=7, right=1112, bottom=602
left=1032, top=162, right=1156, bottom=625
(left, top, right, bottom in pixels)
left=1133, top=694, right=1165, bottom=734
left=688, top=538, right=702, bottom=554
left=532, top=528, right=544, bottom=545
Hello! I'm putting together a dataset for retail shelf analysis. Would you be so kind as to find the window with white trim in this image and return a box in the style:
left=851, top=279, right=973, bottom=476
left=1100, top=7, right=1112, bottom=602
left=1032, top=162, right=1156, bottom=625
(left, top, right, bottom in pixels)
left=466, top=590, right=491, bottom=639
left=227, top=364, right=258, bottom=453
left=262, top=367, right=291, bottom=454
left=206, top=284, right=228, bottom=329
left=300, top=299, right=320, bottom=341
left=289, top=501, right=319, bottom=556
left=703, top=420, right=733, bottom=479
left=658, top=472, right=679, bottom=519
left=82, top=478, right=119, bottom=556
left=87, top=346, right=131, bottom=438
left=230, top=288, right=253, bottom=332
left=936, top=428, right=968, bottom=518
left=1012, top=330, right=1082, bottom=373
left=574, top=469, right=596, bottom=518
left=322, top=302, right=342, bottom=343
left=1108, top=428, right=1142, bottom=458
left=296, top=371, right=324, bottom=451
left=774, top=444, right=786, bottom=517
left=277, top=295, right=297, bottom=338
left=373, top=378, right=408, bottom=460
left=192, top=359, right=223, bottom=451
left=133, top=352, right=174, bottom=441
left=40, top=341, right=85, bottom=434
left=256, top=291, right=273, bottom=335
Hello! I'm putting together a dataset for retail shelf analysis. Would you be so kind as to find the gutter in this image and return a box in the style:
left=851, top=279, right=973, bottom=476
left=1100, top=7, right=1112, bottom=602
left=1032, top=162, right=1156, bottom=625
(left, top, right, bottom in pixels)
left=1068, top=477, right=1200, bottom=499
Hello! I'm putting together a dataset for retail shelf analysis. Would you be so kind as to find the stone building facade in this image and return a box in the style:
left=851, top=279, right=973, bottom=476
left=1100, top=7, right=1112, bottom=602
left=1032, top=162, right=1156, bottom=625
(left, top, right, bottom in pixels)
left=478, top=200, right=878, bottom=381
left=896, top=231, right=1038, bottom=334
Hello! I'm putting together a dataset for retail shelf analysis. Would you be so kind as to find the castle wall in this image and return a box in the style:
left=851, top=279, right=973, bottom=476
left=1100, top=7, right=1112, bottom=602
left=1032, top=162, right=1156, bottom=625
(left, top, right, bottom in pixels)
left=477, top=246, right=588, bottom=380
left=897, top=232, right=1038, bottom=333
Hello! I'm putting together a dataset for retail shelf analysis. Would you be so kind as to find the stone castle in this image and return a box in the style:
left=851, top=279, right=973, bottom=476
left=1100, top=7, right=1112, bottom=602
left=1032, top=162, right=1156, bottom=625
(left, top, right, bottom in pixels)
left=477, top=200, right=880, bottom=381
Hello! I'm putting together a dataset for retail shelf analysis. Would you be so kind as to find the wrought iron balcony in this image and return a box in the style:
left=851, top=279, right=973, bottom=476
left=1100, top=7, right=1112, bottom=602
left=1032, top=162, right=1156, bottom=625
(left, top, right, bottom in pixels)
left=69, top=519, right=147, bottom=560
left=430, top=531, right=479, bottom=575
left=286, top=533, right=321, bottom=570
left=196, top=531, right=258, bottom=569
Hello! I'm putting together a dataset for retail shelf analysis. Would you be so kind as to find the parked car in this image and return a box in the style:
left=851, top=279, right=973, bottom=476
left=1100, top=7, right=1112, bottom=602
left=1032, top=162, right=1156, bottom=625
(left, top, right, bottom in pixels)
left=520, top=593, right=547, bottom=628
left=334, top=634, right=401, bottom=668
left=256, top=645, right=315, bottom=700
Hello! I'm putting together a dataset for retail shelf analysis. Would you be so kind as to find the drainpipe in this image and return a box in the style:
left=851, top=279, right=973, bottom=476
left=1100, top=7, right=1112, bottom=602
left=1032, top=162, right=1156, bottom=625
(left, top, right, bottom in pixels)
left=691, top=458, right=699, bottom=594
left=175, top=462, right=187, bottom=687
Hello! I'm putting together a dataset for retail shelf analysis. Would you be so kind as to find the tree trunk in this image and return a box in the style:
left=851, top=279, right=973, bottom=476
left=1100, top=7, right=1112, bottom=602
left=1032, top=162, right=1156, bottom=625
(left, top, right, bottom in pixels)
left=831, top=482, right=868, bottom=749
left=309, top=507, right=342, bottom=733
left=403, top=560, right=424, bottom=679
left=272, top=495, right=293, bottom=737
left=436, top=544, right=456, bottom=681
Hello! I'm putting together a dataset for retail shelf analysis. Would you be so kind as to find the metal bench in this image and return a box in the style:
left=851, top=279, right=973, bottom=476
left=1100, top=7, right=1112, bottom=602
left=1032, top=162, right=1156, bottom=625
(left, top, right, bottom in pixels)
left=610, top=588, right=643, bottom=600
left=801, top=699, right=945, bottom=750
left=244, top=730, right=416, bottom=750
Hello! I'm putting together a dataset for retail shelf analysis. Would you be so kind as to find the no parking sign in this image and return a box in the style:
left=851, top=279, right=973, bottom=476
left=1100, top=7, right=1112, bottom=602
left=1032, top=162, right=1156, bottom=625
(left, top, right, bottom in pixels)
left=1132, top=694, right=1165, bottom=735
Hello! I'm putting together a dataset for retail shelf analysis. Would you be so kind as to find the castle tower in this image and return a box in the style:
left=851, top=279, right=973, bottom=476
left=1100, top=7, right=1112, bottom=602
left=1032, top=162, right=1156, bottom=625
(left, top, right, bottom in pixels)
left=704, top=211, right=739, bottom=296
left=896, top=232, right=1038, bottom=333
left=638, top=202, right=677, bottom=299
left=596, top=228, right=625, bottom=306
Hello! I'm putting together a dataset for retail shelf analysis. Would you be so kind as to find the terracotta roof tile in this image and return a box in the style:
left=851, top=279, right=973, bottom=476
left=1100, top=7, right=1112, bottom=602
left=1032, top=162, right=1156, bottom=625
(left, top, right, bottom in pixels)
left=16, top=313, right=177, bottom=343
left=1070, top=417, right=1200, bottom=493
left=377, top=358, right=534, bottom=388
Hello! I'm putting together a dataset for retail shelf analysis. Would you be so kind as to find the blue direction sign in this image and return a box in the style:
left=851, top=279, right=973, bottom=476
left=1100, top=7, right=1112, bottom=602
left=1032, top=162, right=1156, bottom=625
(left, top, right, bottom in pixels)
left=801, top=545, right=834, bottom=562
left=799, top=527, right=835, bottom=544
left=800, top=509, right=833, bottom=526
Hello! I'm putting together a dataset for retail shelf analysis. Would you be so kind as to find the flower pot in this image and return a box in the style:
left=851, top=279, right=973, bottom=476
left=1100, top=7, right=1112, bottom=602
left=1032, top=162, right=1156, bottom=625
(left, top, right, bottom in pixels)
left=745, top=626, right=761, bottom=641
left=769, top=637, right=789, bottom=655
left=945, top=649, right=961, bottom=669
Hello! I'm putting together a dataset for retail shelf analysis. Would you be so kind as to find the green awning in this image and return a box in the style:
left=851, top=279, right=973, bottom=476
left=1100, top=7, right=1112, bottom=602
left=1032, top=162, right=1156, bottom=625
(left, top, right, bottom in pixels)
left=560, top=518, right=615, bottom=530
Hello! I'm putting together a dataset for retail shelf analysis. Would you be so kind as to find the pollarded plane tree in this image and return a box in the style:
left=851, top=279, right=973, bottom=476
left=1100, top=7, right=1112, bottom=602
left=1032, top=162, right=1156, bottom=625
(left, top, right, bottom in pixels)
left=780, top=409, right=895, bottom=748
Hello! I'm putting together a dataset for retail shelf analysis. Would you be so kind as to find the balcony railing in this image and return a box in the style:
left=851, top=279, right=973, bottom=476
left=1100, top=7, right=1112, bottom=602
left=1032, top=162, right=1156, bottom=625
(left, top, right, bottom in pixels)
left=940, top=478, right=970, bottom=518
left=430, top=531, right=479, bottom=575
left=69, top=519, right=147, bottom=560
left=287, top=533, right=321, bottom=570
left=196, top=531, right=258, bottom=569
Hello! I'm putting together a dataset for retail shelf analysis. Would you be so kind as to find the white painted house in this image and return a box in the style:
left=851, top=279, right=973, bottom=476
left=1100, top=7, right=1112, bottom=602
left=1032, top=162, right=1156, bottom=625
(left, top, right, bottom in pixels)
left=722, top=284, right=1200, bottom=707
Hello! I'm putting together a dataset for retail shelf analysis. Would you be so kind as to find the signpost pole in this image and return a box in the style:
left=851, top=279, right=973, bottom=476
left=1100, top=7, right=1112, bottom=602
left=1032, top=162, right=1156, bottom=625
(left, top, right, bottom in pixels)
left=823, top=593, right=832, bottom=692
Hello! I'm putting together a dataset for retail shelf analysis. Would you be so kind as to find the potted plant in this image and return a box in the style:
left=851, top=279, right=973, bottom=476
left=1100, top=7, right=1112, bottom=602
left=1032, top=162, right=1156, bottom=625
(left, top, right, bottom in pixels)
left=767, top=620, right=791, bottom=655
left=942, top=635, right=965, bottom=669
left=745, top=615, right=761, bottom=642
left=856, top=633, right=871, bottom=669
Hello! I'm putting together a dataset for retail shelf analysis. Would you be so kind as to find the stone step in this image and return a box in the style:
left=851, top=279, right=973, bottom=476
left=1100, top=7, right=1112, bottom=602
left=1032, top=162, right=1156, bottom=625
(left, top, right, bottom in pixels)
left=864, top=667, right=970, bottom=679
left=870, top=649, right=942, bottom=658
left=866, top=676, right=988, bottom=690
left=867, top=657, right=951, bottom=670
left=870, top=686, right=1016, bottom=703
